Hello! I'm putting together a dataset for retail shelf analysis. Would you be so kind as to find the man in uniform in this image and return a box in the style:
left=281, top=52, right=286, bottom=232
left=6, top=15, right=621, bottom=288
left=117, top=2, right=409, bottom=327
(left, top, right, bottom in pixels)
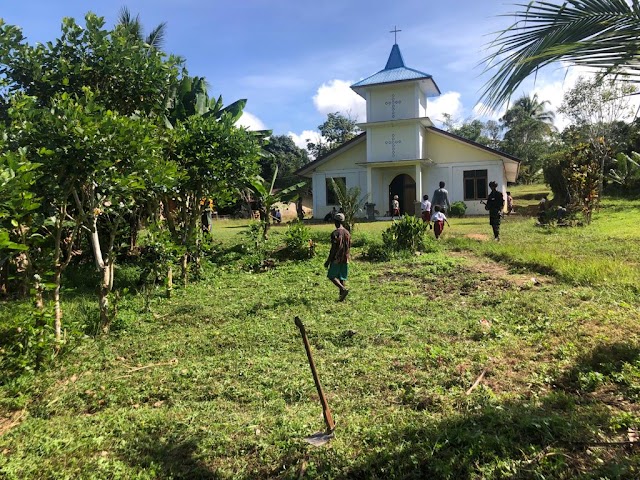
left=485, top=181, right=504, bottom=241
left=324, top=213, right=351, bottom=301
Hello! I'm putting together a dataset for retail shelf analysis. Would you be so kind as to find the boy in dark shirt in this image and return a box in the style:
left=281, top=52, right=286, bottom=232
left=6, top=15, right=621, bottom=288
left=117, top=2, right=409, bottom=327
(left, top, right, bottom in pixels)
left=324, top=213, right=351, bottom=301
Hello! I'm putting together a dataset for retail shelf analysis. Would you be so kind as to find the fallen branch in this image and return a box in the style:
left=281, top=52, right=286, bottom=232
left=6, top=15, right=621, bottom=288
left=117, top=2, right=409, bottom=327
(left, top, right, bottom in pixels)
left=465, top=369, right=487, bottom=395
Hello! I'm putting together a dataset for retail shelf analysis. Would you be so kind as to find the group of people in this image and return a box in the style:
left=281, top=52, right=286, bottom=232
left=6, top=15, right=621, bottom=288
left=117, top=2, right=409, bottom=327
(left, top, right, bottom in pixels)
left=324, top=180, right=511, bottom=302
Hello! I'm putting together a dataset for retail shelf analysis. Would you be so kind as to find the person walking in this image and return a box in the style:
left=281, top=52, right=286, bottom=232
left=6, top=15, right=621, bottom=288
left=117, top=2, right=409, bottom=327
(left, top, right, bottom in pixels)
left=485, top=181, right=504, bottom=241
left=432, top=181, right=451, bottom=214
left=430, top=205, right=450, bottom=239
left=324, top=213, right=351, bottom=301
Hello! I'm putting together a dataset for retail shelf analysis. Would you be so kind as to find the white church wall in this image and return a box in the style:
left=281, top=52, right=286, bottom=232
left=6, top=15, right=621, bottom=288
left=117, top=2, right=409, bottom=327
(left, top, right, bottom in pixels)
left=369, top=124, right=417, bottom=162
left=451, top=163, right=504, bottom=215
left=311, top=169, right=368, bottom=219
left=418, top=89, right=427, bottom=117
left=369, top=84, right=415, bottom=122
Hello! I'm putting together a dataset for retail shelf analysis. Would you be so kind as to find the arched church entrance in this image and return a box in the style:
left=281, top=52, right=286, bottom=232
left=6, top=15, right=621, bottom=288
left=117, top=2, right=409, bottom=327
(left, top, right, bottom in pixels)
left=389, top=174, right=416, bottom=216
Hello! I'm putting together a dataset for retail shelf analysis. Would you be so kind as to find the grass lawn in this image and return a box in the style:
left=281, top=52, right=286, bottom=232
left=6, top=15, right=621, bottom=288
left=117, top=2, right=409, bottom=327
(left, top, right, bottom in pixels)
left=1, top=185, right=639, bottom=479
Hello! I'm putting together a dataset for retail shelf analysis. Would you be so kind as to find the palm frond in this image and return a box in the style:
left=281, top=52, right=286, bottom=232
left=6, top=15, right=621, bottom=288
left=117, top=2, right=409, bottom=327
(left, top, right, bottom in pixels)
left=146, top=22, right=167, bottom=49
left=480, top=0, right=640, bottom=110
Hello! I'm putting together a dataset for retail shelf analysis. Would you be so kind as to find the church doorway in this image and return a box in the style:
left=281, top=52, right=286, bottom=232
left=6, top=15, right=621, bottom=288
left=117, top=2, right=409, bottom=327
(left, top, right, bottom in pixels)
left=389, top=174, right=416, bottom=216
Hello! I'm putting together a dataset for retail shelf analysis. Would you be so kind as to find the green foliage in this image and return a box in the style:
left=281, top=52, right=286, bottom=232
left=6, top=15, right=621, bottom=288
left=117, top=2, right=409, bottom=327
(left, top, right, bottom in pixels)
left=610, top=151, right=640, bottom=190
left=307, top=112, right=360, bottom=158
left=363, top=241, right=393, bottom=262
left=249, top=165, right=306, bottom=240
left=382, top=214, right=433, bottom=253
left=329, top=177, right=368, bottom=231
left=261, top=134, right=310, bottom=189
left=500, top=94, right=556, bottom=183
left=283, top=221, right=313, bottom=259
left=0, top=13, right=181, bottom=117
left=480, top=0, right=640, bottom=110
left=450, top=201, right=468, bottom=217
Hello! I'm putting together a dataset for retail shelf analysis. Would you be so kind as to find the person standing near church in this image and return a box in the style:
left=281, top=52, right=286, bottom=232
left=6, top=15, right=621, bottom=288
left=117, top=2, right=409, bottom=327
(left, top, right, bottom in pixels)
left=324, top=213, right=351, bottom=301
left=485, top=181, right=504, bottom=241
left=391, top=195, right=400, bottom=220
left=432, top=181, right=451, bottom=214
left=420, top=194, right=431, bottom=223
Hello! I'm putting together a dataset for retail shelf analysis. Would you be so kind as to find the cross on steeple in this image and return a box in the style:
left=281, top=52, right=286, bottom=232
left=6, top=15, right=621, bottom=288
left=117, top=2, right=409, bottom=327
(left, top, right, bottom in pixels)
left=389, top=26, right=401, bottom=44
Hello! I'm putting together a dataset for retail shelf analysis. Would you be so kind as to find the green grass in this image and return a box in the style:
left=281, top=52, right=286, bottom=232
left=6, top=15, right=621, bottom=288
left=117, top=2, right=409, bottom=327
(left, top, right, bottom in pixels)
left=1, top=189, right=639, bottom=479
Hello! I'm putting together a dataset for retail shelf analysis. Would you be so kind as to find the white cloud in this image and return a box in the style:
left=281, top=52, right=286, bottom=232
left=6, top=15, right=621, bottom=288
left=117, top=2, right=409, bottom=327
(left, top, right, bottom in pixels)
left=287, top=130, right=322, bottom=151
left=312, top=79, right=366, bottom=121
left=237, top=111, right=266, bottom=131
left=427, top=91, right=464, bottom=127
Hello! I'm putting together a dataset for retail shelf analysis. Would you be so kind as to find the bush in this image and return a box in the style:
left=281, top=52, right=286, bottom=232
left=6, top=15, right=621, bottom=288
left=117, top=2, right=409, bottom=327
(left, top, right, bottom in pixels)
left=364, top=241, right=392, bottom=262
left=383, top=214, right=429, bottom=252
left=283, top=221, right=312, bottom=259
left=450, top=201, right=467, bottom=217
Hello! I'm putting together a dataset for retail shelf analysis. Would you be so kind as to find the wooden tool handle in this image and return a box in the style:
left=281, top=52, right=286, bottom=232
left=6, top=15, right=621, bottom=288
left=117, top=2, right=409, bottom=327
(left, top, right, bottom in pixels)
left=294, top=316, right=335, bottom=433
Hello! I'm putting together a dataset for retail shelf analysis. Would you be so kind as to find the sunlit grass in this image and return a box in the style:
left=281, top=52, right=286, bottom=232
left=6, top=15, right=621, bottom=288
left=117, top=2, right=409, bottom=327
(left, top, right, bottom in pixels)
left=1, top=188, right=639, bottom=478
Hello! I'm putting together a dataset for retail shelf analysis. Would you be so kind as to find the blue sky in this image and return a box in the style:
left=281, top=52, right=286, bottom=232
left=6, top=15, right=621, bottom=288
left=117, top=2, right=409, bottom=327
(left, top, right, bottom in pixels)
left=1, top=1, right=602, bottom=148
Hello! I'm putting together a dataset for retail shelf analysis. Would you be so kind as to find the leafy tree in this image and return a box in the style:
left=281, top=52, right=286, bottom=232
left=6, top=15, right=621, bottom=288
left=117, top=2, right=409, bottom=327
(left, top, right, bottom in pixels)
left=0, top=13, right=181, bottom=117
left=307, top=112, right=359, bottom=158
left=169, top=114, right=262, bottom=280
left=558, top=76, right=637, bottom=198
left=261, top=135, right=309, bottom=189
left=441, top=114, right=502, bottom=148
left=481, top=0, right=640, bottom=110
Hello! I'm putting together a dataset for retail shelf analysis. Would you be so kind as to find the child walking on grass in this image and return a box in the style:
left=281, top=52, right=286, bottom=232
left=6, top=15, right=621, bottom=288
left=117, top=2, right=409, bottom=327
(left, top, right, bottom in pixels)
left=430, top=205, right=450, bottom=239
left=324, top=213, right=351, bottom=301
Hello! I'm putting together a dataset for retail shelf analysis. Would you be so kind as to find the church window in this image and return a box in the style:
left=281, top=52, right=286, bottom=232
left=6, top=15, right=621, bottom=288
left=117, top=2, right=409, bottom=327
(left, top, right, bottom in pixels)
left=326, top=177, right=346, bottom=205
left=463, top=170, right=488, bottom=200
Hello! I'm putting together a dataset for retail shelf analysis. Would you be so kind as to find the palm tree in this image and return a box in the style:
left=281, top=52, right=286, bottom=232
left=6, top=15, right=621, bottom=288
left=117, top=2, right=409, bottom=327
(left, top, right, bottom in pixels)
left=501, top=94, right=556, bottom=183
left=501, top=93, right=555, bottom=132
left=117, top=6, right=167, bottom=50
left=481, top=0, right=640, bottom=110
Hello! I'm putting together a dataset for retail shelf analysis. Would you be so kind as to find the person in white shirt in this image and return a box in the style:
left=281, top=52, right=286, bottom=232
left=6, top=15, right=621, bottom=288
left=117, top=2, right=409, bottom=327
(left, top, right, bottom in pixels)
left=430, top=205, right=450, bottom=239
left=420, top=194, right=432, bottom=223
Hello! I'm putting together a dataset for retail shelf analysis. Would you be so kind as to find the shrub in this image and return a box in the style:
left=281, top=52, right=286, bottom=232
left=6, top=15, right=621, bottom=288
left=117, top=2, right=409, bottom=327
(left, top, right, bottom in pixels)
left=284, top=221, right=313, bottom=259
left=364, top=241, right=392, bottom=262
left=383, top=214, right=429, bottom=252
left=450, top=201, right=467, bottom=217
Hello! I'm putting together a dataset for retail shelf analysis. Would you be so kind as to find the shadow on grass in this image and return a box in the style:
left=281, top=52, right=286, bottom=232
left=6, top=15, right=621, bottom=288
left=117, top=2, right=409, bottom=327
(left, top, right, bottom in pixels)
left=121, top=430, right=222, bottom=480
left=284, top=342, right=640, bottom=479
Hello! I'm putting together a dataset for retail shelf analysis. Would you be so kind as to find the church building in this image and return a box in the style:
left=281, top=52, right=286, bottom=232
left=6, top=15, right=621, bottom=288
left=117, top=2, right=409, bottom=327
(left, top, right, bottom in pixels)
left=295, top=42, right=520, bottom=219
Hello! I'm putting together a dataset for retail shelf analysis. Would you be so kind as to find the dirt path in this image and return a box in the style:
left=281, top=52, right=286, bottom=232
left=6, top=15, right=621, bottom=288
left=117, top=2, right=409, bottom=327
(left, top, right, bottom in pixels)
left=448, top=249, right=554, bottom=287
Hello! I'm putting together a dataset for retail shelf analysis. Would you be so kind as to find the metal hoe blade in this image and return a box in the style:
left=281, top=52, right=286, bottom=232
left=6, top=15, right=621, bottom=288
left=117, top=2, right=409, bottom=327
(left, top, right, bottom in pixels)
left=303, top=431, right=335, bottom=447
left=295, top=316, right=336, bottom=447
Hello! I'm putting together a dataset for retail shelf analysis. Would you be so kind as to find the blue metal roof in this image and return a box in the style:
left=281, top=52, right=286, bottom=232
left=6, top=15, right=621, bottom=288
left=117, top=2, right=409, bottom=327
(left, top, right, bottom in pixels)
left=351, top=44, right=440, bottom=96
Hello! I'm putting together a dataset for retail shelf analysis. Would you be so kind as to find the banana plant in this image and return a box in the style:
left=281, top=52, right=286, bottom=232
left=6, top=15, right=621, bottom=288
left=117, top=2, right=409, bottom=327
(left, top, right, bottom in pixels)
left=249, top=165, right=306, bottom=240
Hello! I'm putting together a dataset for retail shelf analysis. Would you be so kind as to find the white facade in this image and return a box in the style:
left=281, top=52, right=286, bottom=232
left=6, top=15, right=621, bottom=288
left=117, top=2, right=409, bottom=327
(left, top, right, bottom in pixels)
left=296, top=44, right=519, bottom=219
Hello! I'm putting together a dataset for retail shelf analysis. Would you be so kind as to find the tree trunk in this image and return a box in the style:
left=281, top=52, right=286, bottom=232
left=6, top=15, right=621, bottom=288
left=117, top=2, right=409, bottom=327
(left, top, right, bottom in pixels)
left=99, top=262, right=111, bottom=333
left=181, top=253, right=189, bottom=287
left=167, top=265, right=173, bottom=298
left=34, top=274, right=45, bottom=369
